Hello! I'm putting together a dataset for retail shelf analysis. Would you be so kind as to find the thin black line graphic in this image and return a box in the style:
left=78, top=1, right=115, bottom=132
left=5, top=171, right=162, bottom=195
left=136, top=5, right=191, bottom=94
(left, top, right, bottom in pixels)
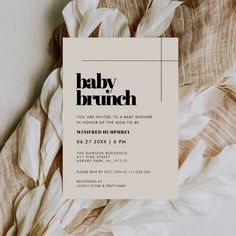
left=82, top=41, right=177, bottom=102
left=160, top=38, right=163, bottom=103
left=82, top=59, right=177, bottom=62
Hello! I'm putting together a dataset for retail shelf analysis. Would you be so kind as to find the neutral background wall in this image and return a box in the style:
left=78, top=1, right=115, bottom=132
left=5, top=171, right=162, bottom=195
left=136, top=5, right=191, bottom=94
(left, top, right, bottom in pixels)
left=0, top=1, right=236, bottom=235
left=0, top=0, right=69, bottom=149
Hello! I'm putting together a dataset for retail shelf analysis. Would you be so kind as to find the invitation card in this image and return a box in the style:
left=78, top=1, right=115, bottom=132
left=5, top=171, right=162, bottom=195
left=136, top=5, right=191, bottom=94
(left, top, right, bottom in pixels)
left=63, top=38, right=178, bottom=199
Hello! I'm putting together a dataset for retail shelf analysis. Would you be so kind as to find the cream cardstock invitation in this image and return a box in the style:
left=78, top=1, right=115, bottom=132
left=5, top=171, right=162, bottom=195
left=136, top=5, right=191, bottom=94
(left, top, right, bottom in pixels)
left=63, top=38, right=178, bottom=199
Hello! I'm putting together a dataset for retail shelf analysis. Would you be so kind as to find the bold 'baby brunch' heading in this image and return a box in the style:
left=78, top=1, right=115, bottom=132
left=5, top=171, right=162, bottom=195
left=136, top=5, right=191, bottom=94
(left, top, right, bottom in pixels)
left=76, top=73, right=137, bottom=106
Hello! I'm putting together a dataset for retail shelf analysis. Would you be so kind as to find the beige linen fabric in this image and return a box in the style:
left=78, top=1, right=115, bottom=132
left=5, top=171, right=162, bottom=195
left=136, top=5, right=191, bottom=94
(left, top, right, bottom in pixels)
left=0, top=0, right=236, bottom=235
